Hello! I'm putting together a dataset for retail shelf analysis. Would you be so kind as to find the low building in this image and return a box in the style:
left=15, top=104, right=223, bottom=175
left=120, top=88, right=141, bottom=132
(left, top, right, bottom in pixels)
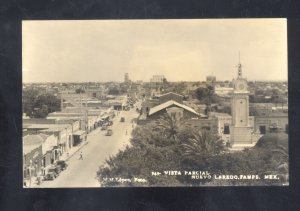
left=148, top=100, right=201, bottom=120
left=23, top=123, right=74, bottom=153
left=23, top=135, right=44, bottom=181
left=86, top=88, right=104, bottom=99
left=214, top=87, right=234, bottom=96
left=23, top=133, right=58, bottom=183
left=254, top=113, right=288, bottom=134
left=150, top=75, right=165, bottom=84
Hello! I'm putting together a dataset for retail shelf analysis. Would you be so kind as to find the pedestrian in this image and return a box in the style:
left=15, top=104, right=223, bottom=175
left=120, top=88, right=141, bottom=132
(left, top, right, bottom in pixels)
left=79, top=151, right=83, bottom=160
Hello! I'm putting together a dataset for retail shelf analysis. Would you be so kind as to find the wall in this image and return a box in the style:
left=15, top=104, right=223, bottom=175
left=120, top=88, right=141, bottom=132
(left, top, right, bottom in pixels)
left=254, top=115, right=288, bottom=134
left=42, top=134, right=58, bottom=155
left=23, top=145, right=43, bottom=179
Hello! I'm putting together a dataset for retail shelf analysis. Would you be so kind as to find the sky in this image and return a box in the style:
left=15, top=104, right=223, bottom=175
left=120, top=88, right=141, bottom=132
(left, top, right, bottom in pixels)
left=22, top=19, right=287, bottom=83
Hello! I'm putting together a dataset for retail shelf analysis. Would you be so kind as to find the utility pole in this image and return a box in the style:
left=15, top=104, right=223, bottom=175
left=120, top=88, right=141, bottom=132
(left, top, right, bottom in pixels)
left=80, top=90, right=83, bottom=131
left=60, top=92, right=64, bottom=111
left=85, top=96, right=88, bottom=134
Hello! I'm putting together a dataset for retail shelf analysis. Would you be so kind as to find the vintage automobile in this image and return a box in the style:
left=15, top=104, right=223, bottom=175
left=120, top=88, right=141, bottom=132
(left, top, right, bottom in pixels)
left=106, top=129, right=113, bottom=136
left=44, top=165, right=61, bottom=180
left=55, top=160, right=68, bottom=170
left=120, top=117, right=125, bottom=122
left=44, top=171, right=56, bottom=181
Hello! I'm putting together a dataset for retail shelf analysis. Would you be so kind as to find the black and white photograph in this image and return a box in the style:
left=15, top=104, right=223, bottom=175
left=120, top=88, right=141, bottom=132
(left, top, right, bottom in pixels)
left=22, top=19, right=288, bottom=188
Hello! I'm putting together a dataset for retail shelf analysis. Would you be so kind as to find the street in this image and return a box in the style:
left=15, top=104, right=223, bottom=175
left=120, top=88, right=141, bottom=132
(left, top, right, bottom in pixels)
left=39, top=107, right=139, bottom=188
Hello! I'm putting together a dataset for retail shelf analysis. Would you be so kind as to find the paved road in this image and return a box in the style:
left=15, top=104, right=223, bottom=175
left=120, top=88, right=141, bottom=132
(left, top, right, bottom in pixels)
left=40, top=107, right=139, bottom=188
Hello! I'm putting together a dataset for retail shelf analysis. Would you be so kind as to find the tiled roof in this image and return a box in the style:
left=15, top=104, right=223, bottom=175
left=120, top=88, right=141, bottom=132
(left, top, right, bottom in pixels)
left=149, top=100, right=199, bottom=116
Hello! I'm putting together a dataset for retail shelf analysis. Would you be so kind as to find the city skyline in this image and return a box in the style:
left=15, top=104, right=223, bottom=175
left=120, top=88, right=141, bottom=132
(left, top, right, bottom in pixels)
left=23, top=19, right=287, bottom=83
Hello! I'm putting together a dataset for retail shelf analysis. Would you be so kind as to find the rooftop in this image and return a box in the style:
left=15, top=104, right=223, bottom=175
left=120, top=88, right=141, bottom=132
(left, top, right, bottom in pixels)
left=23, top=134, right=48, bottom=154
left=149, top=100, right=200, bottom=116
left=23, top=123, right=71, bottom=130
left=158, top=92, right=184, bottom=98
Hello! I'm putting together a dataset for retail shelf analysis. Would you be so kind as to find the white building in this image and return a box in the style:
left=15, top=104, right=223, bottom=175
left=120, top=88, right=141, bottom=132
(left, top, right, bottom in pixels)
left=150, top=75, right=165, bottom=83
left=214, top=87, right=233, bottom=96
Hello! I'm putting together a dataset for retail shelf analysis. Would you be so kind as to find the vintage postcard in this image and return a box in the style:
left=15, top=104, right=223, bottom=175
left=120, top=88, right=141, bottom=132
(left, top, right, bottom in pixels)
left=22, top=19, right=288, bottom=187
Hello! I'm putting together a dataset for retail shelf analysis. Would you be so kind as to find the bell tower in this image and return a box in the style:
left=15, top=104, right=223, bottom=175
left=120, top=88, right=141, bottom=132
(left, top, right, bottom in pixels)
left=230, top=54, right=252, bottom=146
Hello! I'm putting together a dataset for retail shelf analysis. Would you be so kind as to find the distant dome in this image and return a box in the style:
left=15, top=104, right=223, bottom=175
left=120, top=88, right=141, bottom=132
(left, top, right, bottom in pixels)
left=255, top=132, right=288, bottom=149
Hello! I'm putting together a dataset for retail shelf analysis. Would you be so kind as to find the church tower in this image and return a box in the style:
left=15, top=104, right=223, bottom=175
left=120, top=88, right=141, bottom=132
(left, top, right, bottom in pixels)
left=230, top=56, right=252, bottom=147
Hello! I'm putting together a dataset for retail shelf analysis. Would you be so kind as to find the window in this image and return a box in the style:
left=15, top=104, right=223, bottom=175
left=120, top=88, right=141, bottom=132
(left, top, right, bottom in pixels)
left=285, top=124, right=289, bottom=134
left=259, top=125, right=266, bottom=134
left=224, top=125, right=230, bottom=134
left=92, top=93, right=96, bottom=97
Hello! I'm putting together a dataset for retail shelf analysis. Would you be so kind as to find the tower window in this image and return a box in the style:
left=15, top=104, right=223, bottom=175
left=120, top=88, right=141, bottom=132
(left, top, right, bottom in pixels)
left=240, top=120, right=243, bottom=123
left=240, top=101, right=243, bottom=104
left=224, top=125, right=230, bottom=134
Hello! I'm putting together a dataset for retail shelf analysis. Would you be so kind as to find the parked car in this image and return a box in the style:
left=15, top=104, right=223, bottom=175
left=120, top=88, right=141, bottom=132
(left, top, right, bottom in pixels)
left=51, top=164, right=62, bottom=175
left=44, top=171, right=56, bottom=181
left=106, top=129, right=113, bottom=136
left=101, top=125, right=108, bottom=130
left=120, top=117, right=125, bottom=122
left=55, top=160, right=68, bottom=170
left=45, top=165, right=61, bottom=180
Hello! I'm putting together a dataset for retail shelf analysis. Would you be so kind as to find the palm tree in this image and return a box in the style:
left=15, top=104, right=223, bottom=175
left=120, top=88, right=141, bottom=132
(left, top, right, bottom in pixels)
left=156, top=113, right=188, bottom=142
left=181, top=129, right=226, bottom=157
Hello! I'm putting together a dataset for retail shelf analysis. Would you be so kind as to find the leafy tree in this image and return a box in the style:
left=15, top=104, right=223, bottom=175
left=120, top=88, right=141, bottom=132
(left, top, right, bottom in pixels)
left=34, top=94, right=60, bottom=113
left=108, top=88, right=120, bottom=95
left=23, top=90, right=61, bottom=118
left=96, top=117, right=288, bottom=187
left=23, top=88, right=39, bottom=116
left=34, top=105, right=49, bottom=118
left=75, top=88, right=85, bottom=93
left=195, top=85, right=219, bottom=114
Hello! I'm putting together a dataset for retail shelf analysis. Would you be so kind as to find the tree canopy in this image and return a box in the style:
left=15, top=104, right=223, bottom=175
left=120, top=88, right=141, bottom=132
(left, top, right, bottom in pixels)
left=23, top=89, right=61, bottom=118
left=97, top=112, right=289, bottom=187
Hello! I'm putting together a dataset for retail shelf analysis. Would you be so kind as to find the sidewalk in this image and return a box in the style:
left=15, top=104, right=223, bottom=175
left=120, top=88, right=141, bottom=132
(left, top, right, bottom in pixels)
left=61, top=128, right=100, bottom=161
left=25, top=140, right=89, bottom=188
left=61, top=141, right=89, bottom=161
left=24, top=131, right=95, bottom=188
